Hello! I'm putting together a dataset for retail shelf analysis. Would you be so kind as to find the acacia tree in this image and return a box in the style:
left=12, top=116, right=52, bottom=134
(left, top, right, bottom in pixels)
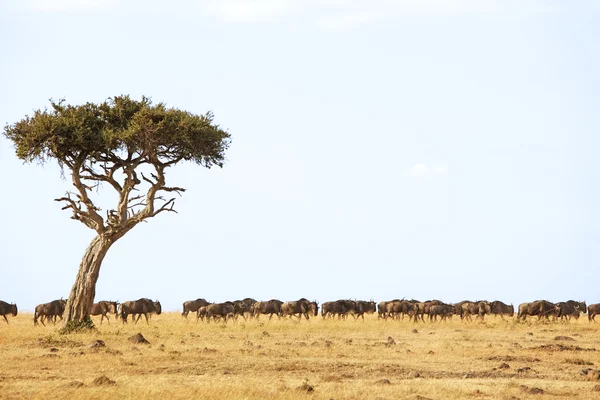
left=3, top=96, right=230, bottom=329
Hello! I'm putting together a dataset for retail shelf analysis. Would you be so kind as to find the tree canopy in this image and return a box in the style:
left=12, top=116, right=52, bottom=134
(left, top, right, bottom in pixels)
left=3, top=95, right=231, bottom=235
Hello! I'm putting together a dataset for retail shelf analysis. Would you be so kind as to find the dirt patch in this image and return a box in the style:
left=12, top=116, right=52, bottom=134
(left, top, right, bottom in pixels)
left=520, top=385, right=544, bottom=394
left=92, top=375, right=116, bottom=386
left=129, top=333, right=150, bottom=345
left=88, top=340, right=105, bottom=349
left=65, top=381, right=85, bottom=388
left=486, top=355, right=541, bottom=362
left=565, top=358, right=594, bottom=366
left=531, top=344, right=596, bottom=352
left=296, top=383, right=314, bottom=392
left=554, top=336, right=575, bottom=341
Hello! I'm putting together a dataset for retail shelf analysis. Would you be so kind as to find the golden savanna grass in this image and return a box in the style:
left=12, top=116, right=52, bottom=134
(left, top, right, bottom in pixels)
left=2, top=313, right=600, bottom=399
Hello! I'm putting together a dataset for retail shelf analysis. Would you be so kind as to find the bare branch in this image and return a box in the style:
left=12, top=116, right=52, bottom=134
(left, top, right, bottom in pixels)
left=140, top=172, right=157, bottom=186
left=151, top=198, right=178, bottom=217
left=54, top=193, right=99, bottom=230
left=159, top=186, right=186, bottom=195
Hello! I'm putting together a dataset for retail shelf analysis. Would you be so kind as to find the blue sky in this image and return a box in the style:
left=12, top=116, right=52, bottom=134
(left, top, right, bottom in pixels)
left=1, top=0, right=599, bottom=312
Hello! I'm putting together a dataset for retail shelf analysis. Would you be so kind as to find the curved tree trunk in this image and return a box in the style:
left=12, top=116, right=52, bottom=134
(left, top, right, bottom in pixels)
left=63, top=235, right=115, bottom=324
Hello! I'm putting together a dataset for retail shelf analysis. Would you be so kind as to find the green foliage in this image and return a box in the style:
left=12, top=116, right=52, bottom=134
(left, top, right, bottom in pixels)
left=3, top=95, right=230, bottom=169
left=59, top=316, right=96, bottom=335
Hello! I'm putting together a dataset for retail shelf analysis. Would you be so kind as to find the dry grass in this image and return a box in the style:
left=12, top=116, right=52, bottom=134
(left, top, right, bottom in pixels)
left=2, top=313, right=600, bottom=399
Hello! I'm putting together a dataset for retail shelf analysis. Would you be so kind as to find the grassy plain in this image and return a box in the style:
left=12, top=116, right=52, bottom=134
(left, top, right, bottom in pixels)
left=1, top=312, right=600, bottom=399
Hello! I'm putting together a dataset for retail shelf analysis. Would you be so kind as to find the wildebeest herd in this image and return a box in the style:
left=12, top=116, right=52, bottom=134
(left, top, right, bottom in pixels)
left=0, top=298, right=596, bottom=325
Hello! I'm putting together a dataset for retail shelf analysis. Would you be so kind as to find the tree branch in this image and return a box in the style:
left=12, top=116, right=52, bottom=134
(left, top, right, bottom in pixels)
left=54, top=193, right=99, bottom=230
left=71, top=160, right=106, bottom=234
left=151, top=198, right=178, bottom=217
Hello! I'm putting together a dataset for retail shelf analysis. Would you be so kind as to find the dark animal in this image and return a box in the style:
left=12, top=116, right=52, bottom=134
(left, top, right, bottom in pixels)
left=34, top=299, right=66, bottom=326
left=0, top=301, right=17, bottom=324
left=355, top=300, right=376, bottom=320
left=517, top=300, right=559, bottom=321
left=253, top=300, right=283, bottom=320
left=321, top=300, right=359, bottom=319
left=90, top=301, right=118, bottom=324
left=377, top=301, right=389, bottom=319
left=415, top=300, right=445, bottom=322
left=120, top=298, right=162, bottom=324
left=205, top=302, right=235, bottom=322
left=429, top=304, right=455, bottom=321
left=282, top=298, right=318, bottom=320
left=454, top=301, right=491, bottom=321
left=182, top=298, right=210, bottom=318
left=232, top=300, right=253, bottom=320
left=489, top=300, right=514, bottom=318
left=557, top=300, right=587, bottom=321
left=588, top=303, right=600, bottom=322
left=197, top=306, right=208, bottom=321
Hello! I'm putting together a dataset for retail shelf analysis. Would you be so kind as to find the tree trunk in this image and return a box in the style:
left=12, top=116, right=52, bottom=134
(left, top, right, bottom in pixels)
left=63, top=235, right=115, bottom=324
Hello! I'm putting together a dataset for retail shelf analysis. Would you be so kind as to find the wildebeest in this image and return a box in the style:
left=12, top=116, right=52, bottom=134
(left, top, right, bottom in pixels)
left=0, top=301, right=17, bottom=324
left=382, top=300, right=417, bottom=321
left=205, top=302, right=235, bottom=323
left=454, top=301, right=491, bottom=321
left=197, top=306, right=208, bottom=321
left=489, top=300, right=514, bottom=318
left=253, top=300, right=283, bottom=320
left=182, top=298, right=210, bottom=318
left=557, top=300, right=587, bottom=321
left=282, top=298, right=318, bottom=320
left=231, top=300, right=253, bottom=320
left=90, top=301, right=118, bottom=324
left=354, top=300, right=376, bottom=320
left=34, top=299, right=66, bottom=326
left=377, top=301, right=388, bottom=319
left=120, top=298, right=162, bottom=324
left=415, top=300, right=445, bottom=322
left=517, top=300, right=559, bottom=321
left=429, top=304, right=456, bottom=321
left=321, top=300, right=358, bottom=319
left=588, top=303, right=600, bottom=322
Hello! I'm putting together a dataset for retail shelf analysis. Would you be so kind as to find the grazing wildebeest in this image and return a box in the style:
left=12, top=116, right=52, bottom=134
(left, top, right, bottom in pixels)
left=384, top=300, right=406, bottom=320
left=355, top=300, right=376, bottom=320
left=377, top=301, right=389, bottom=319
left=90, top=301, right=118, bottom=324
left=489, top=301, right=514, bottom=318
left=557, top=300, right=587, bottom=321
left=337, top=300, right=358, bottom=319
left=253, top=300, right=283, bottom=320
left=182, top=298, right=210, bottom=318
left=414, top=300, right=445, bottom=322
left=429, top=304, right=455, bottom=321
left=454, top=301, right=491, bottom=321
left=205, top=302, right=235, bottom=323
left=197, top=306, right=208, bottom=321
left=321, top=301, right=341, bottom=319
left=588, top=303, right=600, bottom=322
left=0, top=301, right=17, bottom=324
left=517, top=300, right=559, bottom=321
left=231, top=300, right=253, bottom=320
left=120, top=298, right=162, bottom=324
left=321, top=300, right=356, bottom=319
left=282, top=298, right=318, bottom=320
left=34, top=299, right=66, bottom=326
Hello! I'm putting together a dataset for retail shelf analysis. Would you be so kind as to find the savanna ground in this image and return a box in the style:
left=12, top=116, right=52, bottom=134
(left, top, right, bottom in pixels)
left=1, top=313, right=600, bottom=399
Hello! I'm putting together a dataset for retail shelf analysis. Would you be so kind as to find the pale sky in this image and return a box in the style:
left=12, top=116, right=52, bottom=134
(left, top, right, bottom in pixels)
left=1, top=1, right=599, bottom=312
